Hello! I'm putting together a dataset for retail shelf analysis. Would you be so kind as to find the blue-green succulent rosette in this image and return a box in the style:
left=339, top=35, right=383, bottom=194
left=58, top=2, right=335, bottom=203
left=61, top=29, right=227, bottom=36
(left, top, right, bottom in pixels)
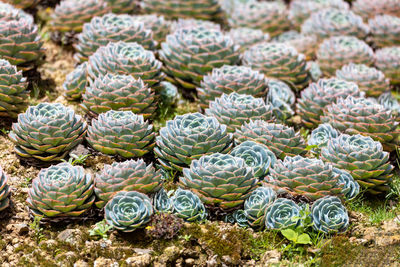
left=244, top=186, right=276, bottom=229
left=264, top=198, right=301, bottom=229
left=311, top=196, right=349, bottom=234
left=171, top=188, right=207, bottom=222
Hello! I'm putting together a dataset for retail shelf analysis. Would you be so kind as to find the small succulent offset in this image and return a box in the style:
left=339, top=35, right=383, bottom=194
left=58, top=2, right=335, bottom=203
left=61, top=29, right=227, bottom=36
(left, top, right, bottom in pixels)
left=180, top=153, right=257, bottom=210
left=9, top=103, right=87, bottom=162
left=81, top=74, right=157, bottom=119
left=308, top=123, right=339, bottom=150
left=94, top=159, right=162, bottom=208
left=27, top=163, right=95, bottom=217
left=159, top=27, right=240, bottom=89
left=197, top=65, right=269, bottom=110
left=321, top=134, right=393, bottom=194
left=333, top=168, right=360, bottom=201
left=375, top=46, right=400, bottom=85
left=266, top=79, right=296, bottom=122
left=158, top=81, right=178, bottom=107
left=205, top=93, right=274, bottom=133
left=0, top=59, right=28, bottom=118
left=230, top=141, right=277, bottom=181
left=268, top=156, right=343, bottom=201
left=153, top=188, right=173, bottom=213
left=74, top=14, right=155, bottom=62
left=272, top=30, right=318, bottom=61
left=171, top=188, right=207, bottom=222
left=264, top=198, right=301, bottom=230
left=235, top=120, right=307, bottom=160
left=244, top=186, right=276, bottom=229
left=307, top=61, right=323, bottom=82
left=242, top=42, right=310, bottom=91
left=87, top=111, right=155, bottom=158
left=228, top=27, right=270, bottom=52
left=63, top=62, right=88, bottom=100
left=368, top=14, right=400, bottom=48
left=87, top=41, right=164, bottom=86
left=336, top=64, right=390, bottom=97
left=155, top=113, right=233, bottom=171
left=104, top=191, right=154, bottom=232
left=0, top=166, right=10, bottom=212
left=311, top=196, right=349, bottom=234
left=224, top=209, right=248, bottom=228
left=322, top=96, right=400, bottom=152
left=378, top=92, right=400, bottom=117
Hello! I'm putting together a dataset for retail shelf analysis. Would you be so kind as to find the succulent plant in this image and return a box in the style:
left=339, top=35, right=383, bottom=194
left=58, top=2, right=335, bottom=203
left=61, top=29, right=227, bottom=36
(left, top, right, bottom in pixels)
left=308, top=123, right=339, bottom=150
left=322, top=96, right=400, bottom=151
left=50, top=0, right=109, bottom=33
left=228, top=1, right=290, bottom=38
left=242, top=42, right=310, bottom=91
left=235, top=120, right=307, bottom=160
left=94, top=159, right=161, bottom=208
left=224, top=209, right=248, bottom=228
left=296, top=78, right=362, bottom=128
left=153, top=188, right=173, bottom=213
left=87, top=42, right=164, bottom=86
left=27, top=163, right=94, bottom=217
left=368, top=15, right=400, bottom=48
left=133, top=14, right=171, bottom=45
left=170, top=18, right=221, bottom=32
left=205, top=93, right=274, bottom=133
left=0, top=2, right=34, bottom=23
left=159, top=81, right=178, bottom=106
left=105, top=191, right=153, bottom=232
left=266, top=79, right=296, bottom=122
left=63, top=62, right=88, bottom=100
left=301, top=9, right=369, bottom=40
left=218, top=0, right=256, bottom=17
left=0, top=59, right=28, bottom=118
left=289, top=0, right=349, bottom=29
left=244, top=186, right=276, bottom=229
left=87, top=111, right=155, bottom=158
left=0, top=166, right=10, bottom=212
left=81, top=74, right=157, bottom=119
left=336, top=63, right=390, bottom=97
left=197, top=65, right=268, bottom=110
left=333, top=168, right=360, bottom=201
left=105, top=0, right=138, bottom=14
left=180, top=153, right=258, bottom=210
left=230, top=141, right=277, bottom=181
left=3, top=0, right=40, bottom=9
left=352, top=0, right=400, bottom=20
left=228, top=27, right=269, bottom=52
left=272, top=31, right=318, bottom=61
left=378, top=92, right=400, bottom=117
left=321, top=134, right=393, bottom=194
left=316, top=36, right=374, bottom=76
left=155, top=113, right=233, bottom=171
left=9, top=103, right=87, bottom=162
left=311, top=196, right=349, bottom=234
left=171, top=188, right=208, bottom=222
left=141, top=0, right=223, bottom=21
left=308, top=61, right=323, bottom=82
left=375, top=46, right=400, bottom=85
left=160, top=27, right=240, bottom=89
left=264, top=198, right=301, bottom=229
left=0, top=19, right=44, bottom=67
left=74, top=14, right=155, bottom=62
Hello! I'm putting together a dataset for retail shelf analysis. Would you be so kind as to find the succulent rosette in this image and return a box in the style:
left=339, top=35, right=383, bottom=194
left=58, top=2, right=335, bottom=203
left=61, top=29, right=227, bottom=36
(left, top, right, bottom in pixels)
left=311, top=196, right=349, bottom=234
left=133, top=14, right=171, bottom=45
left=0, top=2, right=34, bottom=23
left=0, top=59, right=28, bottom=118
left=50, top=0, right=109, bottom=33
left=297, top=78, right=362, bottom=128
left=308, top=61, right=323, bottom=82
left=27, top=163, right=95, bottom=217
left=9, top=103, right=87, bottom=162
left=321, top=134, right=393, bottom=194
left=244, top=186, right=276, bottom=229
left=205, top=93, right=274, bottom=133
left=63, top=62, right=88, bottom=100
left=105, top=0, right=138, bottom=14
left=180, top=153, right=257, bottom=210
left=81, top=74, right=157, bottom=119
left=153, top=188, right=173, bottom=213
left=266, top=79, right=296, bottom=122
left=301, top=8, right=369, bottom=40
left=375, top=46, right=400, bottom=85
left=159, top=81, right=178, bottom=106
left=322, top=96, right=400, bottom=151
left=155, top=113, right=233, bottom=171
left=336, top=63, right=390, bottom=97
left=264, top=198, right=301, bottom=230
left=87, top=41, right=164, bottom=86
left=234, top=120, right=307, bottom=160
left=272, top=31, right=318, bottom=61
left=160, top=27, right=240, bottom=89
left=94, top=159, right=161, bottom=208
left=197, top=65, right=268, bottom=110
left=228, top=27, right=270, bottom=52
left=0, top=166, right=10, bottom=212
left=243, top=42, right=310, bottom=91
left=105, top=191, right=153, bottom=232
left=352, top=0, right=400, bottom=20
left=228, top=1, right=290, bottom=38
left=224, top=209, right=248, bottom=228
left=333, top=168, right=360, bottom=201
left=378, top=92, right=400, bottom=118
left=171, top=188, right=207, bottom=222
left=308, top=123, right=339, bottom=150
left=316, top=36, right=375, bottom=76
left=368, top=15, right=400, bottom=48
left=74, top=14, right=155, bottom=62
left=87, top=111, right=155, bottom=158
left=230, top=141, right=277, bottom=181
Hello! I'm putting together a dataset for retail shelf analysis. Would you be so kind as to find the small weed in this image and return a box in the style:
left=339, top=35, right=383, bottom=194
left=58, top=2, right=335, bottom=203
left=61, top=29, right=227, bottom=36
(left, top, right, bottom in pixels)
left=178, top=234, right=191, bottom=242
left=62, top=153, right=91, bottom=166
left=89, top=220, right=112, bottom=240
left=0, top=128, right=9, bottom=135
left=29, top=215, right=45, bottom=243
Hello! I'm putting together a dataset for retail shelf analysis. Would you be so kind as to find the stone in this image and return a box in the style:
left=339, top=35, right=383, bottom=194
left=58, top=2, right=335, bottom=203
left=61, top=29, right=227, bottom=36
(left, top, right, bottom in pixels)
left=94, top=257, right=119, bottom=267
left=260, top=249, right=281, bottom=265
left=14, top=224, right=29, bottom=235
left=74, top=260, right=90, bottom=267
left=133, top=248, right=154, bottom=255
left=185, top=258, right=195, bottom=266
left=57, top=229, right=83, bottom=245
left=126, top=254, right=152, bottom=267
